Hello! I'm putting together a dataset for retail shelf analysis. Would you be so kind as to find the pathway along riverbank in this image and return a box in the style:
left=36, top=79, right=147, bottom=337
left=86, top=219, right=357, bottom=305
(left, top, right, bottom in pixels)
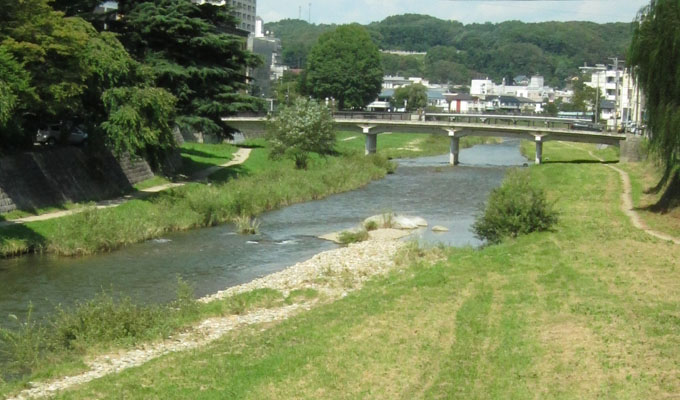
left=7, top=230, right=411, bottom=400
left=0, top=148, right=252, bottom=228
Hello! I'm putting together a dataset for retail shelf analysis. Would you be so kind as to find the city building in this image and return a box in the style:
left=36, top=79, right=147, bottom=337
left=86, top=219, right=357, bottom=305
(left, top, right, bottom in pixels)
left=249, top=17, right=288, bottom=97
left=193, top=0, right=257, bottom=33
left=470, top=75, right=554, bottom=103
left=581, top=63, right=645, bottom=132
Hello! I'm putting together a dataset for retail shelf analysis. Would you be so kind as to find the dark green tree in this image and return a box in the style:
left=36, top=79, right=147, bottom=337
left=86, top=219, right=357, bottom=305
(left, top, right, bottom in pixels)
left=630, top=0, right=680, bottom=179
left=381, top=53, right=425, bottom=78
left=304, top=24, right=383, bottom=109
left=0, top=46, right=31, bottom=131
left=0, top=0, right=179, bottom=159
left=392, top=84, right=428, bottom=111
left=112, top=0, right=262, bottom=138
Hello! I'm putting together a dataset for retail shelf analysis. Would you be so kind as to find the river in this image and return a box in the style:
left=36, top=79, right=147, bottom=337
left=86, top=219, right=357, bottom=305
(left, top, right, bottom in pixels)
left=0, top=140, right=527, bottom=327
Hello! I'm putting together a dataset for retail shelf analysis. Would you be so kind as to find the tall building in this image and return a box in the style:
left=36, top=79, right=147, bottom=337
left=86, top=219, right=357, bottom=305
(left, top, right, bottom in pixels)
left=194, top=0, right=257, bottom=33
left=99, top=1, right=257, bottom=34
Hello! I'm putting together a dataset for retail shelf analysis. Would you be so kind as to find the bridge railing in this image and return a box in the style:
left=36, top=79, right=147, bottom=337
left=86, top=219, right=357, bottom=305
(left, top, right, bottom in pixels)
left=332, top=111, right=413, bottom=121
left=228, top=111, right=618, bottom=135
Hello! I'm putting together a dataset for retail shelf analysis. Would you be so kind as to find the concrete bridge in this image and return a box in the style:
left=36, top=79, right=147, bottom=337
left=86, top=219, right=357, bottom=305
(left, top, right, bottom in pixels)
left=223, top=113, right=627, bottom=165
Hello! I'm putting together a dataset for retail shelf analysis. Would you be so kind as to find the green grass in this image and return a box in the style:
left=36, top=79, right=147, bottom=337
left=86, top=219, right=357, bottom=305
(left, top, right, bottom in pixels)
left=0, top=202, right=84, bottom=221
left=335, top=131, right=498, bottom=159
left=4, top=142, right=680, bottom=399
left=132, top=176, right=172, bottom=191
left=0, top=283, right=304, bottom=398
left=337, top=229, right=369, bottom=244
left=620, top=161, right=680, bottom=238
left=179, top=142, right=238, bottom=176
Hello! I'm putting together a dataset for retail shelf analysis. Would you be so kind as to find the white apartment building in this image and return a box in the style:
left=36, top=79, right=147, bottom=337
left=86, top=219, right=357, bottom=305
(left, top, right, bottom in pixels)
left=582, top=64, right=645, bottom=131
left=470, top=75, right=554, bottom=103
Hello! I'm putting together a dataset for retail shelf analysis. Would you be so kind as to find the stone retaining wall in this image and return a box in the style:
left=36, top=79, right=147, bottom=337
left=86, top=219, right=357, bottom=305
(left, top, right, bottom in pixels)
left=0, top=148, right=154, bottom=214
left=620, top=134, right=646, bottom=163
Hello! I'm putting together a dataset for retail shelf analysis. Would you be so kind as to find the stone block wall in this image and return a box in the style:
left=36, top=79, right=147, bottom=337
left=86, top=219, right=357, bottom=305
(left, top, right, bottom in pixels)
left=0, top=147, right=155, bottom=214
left=620, top=134, right=647, bottom=163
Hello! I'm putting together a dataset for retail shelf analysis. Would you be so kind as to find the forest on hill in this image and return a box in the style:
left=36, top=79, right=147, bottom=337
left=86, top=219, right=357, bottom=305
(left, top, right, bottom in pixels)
left=265, top=14, right=634, bottom=87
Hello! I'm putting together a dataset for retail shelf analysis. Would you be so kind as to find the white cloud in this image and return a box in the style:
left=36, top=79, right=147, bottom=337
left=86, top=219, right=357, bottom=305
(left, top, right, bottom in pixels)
left=256, top=0, right=649, bottom=24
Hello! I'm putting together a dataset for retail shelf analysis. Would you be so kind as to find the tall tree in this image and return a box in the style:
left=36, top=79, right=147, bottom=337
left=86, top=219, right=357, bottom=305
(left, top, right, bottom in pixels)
left=111, top=0, right=262, bottom=137
left=630, top=0, right=680, bottom=178
left=0, top=46, right=31, bottom=130
left=0, top=0, right=178, bottom=158
left=305, top=24, right=383, bottom=109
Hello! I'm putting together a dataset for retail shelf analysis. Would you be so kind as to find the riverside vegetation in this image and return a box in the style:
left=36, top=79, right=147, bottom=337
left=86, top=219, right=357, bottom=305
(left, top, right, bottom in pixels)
left=1, top=141, right=680, bottom=398
left=0, top=132, right=486, bottom=258
left=2, top=141, right=678, bottom=398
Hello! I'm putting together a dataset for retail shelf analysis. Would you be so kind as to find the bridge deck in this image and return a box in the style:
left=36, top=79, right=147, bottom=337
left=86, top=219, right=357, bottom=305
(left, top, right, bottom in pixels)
left=223, top=116, right=626, bottom=146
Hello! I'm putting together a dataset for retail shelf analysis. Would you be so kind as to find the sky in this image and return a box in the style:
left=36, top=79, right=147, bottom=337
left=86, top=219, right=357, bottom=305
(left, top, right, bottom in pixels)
left=257, top=0, right=649, bottom=25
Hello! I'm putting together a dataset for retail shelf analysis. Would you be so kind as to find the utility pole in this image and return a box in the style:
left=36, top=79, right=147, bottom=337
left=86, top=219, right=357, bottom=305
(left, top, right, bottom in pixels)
left=308, top=3, right=311, bottom=23
left=609, top=57, right=620, bottom=132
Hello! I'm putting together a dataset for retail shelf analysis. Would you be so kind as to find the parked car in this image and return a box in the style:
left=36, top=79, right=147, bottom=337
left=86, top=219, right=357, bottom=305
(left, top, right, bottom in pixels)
left=569, top=122, right=603, bottom=132
left=35, top=124, right=88, bottom=146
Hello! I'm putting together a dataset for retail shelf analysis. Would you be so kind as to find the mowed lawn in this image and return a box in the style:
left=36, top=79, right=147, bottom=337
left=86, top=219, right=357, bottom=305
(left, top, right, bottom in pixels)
left=56, top=142, right=680, bottom=399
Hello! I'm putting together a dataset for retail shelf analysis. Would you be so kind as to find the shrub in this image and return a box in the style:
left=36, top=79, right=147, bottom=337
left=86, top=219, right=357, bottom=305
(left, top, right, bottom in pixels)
left=473, top=169, right=558, bottom=244
left=338, top=229, right=369, bottom=244
left=234, top=214, right=260, bottom=235
left=266, top=98, right=335, bottom=169
left=364, top=220, right=378, bottom=231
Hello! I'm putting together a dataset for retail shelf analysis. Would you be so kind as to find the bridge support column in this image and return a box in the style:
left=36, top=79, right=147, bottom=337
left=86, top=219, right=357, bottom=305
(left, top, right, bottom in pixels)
left=446, top=129, right=460, bottom=165
left=535, top=137, right=543, bottom=165
left=360, top=125, right=377, bottom=155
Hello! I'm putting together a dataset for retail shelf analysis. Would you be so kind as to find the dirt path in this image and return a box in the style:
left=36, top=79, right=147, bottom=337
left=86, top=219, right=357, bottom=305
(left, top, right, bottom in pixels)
left=564, top=143, right=680, bottom=244
left=0, top=148, right=252, bottom=228
left=7, top=233, right=406, bottom=400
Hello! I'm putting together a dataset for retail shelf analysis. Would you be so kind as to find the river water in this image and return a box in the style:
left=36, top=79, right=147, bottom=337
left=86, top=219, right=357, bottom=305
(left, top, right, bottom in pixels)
left=0, top=140, right=527, bottom=327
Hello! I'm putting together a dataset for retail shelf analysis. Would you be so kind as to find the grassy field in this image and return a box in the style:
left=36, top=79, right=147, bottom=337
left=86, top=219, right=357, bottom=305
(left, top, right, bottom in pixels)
left=17, top=141, right=675, bottom=399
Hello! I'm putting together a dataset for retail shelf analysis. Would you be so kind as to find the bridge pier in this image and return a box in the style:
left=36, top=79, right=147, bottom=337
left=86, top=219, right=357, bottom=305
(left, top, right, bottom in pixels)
left=535, top=136, right=543, bottom=165
left=447, top=130, right=460, bottom=165
left=360, top=125, right=377, bottom=155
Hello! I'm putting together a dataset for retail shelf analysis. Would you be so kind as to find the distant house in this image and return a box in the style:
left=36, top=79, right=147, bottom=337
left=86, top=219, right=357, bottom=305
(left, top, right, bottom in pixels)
left=516, top=96, right=543, bottom=113
left=599, top=100, right=616, bottom=130
left=444, top=93, right=480, bottom=113
left=367, top=89, right=394, bottom=112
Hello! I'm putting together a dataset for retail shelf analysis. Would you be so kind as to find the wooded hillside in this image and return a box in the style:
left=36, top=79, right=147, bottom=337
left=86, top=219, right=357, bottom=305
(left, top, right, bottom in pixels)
left=265, top=14, right=634, bottom=87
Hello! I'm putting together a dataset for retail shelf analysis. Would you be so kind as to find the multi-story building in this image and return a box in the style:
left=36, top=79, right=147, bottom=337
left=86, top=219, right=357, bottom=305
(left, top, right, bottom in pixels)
left=581, top=63, right=645, bottom=132
left=193, top=0, right=257, bottom=33
left=470, top=75, right=554, bottom=103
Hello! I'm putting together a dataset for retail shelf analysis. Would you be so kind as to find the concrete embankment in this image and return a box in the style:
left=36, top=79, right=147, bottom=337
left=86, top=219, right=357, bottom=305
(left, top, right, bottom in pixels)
left=0, top=148, right=154, bottom=214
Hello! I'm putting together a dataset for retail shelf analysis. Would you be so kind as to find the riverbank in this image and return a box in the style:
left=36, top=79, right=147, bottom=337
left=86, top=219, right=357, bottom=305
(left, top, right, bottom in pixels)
left=0, top=133, right=491, bottom=258
left=11, top=141, right=676, bottom=399
left=1, top=230, right=413, bottom=399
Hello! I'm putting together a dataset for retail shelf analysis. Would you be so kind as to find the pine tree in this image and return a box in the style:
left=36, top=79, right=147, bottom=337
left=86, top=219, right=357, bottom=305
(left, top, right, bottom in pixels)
left=112, top=0, right=263, bottom=137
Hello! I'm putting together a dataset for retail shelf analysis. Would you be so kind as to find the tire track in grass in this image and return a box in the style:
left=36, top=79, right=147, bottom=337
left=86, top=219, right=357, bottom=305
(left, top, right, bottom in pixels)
left=425, top=284, right=494, bottom=399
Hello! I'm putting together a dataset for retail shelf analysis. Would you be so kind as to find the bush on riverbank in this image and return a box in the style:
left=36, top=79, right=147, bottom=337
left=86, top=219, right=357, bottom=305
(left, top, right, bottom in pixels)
left=473, top=169, right=558, bottom=244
